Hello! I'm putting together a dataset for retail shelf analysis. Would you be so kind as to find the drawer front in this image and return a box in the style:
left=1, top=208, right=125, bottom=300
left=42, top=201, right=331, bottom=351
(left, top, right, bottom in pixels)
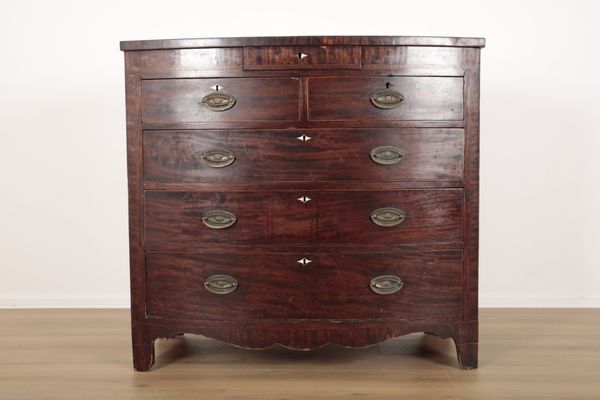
left=141, top=78, right=300, bottom=124
left=308, top=76, right=463, bottom=121
left=362, top=46, right=468, bottom=75
left=144, top=190, right=463, bottom=246
left=146, top=250, right=463, bottom=321
left=143, top=129, right=464, bottom=183
left=244, top=46, right=361, bottom=70
left=130, top=48, right=244, bottom=72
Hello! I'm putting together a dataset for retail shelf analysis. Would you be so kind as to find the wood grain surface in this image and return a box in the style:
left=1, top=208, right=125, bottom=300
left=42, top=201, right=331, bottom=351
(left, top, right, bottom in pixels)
left=120, top=35, right=486, bottom=51
left=125, top=46, right=470, bottom=75
left=244, top=46, right=361, bottom=70
left=307, top=76, right=464, bottom=121
left=362, top=46, right=470, bottom=74
left=142, top=77, right=301, bottom=123
left=128, top=48, right=244, bottom=72
left=143, top=129, right=465, bottom=183
left=143, top=189, right=463, bottom=246
left=146, top=250, right=462, bottom=321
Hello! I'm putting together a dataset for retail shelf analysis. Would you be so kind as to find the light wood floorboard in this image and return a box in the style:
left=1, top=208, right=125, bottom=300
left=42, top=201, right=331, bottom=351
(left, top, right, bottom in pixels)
left=0, top=309, right=598, bottom=399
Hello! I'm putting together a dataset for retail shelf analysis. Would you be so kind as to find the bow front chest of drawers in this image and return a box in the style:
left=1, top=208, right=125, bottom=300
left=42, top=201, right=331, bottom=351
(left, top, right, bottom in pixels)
left=120, top=35, right=485, bottom=371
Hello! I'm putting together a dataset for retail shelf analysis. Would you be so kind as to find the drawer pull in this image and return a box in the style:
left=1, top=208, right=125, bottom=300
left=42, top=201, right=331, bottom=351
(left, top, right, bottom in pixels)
left=370, top=207, right=406, bottom=227
left=200, top=148, right=236, bottom=168
left=201, top=91, right=236, bottom=112
left=370, top=275, right=404, bottom=295
left=297, top=52, right=308, bottom=60
left=204, top=275, right=238, bottom=295
left=202, top=210, right=237, bottom=229
left=370, top=88, right=404, bottom=109
left=370, top=146, right=405, bottom=165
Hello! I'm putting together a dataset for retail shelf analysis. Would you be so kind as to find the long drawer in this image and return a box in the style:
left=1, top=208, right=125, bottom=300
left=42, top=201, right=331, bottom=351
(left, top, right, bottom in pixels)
left=144, top=189, right=463, bottom=246
left=308, top=76, right=463, bottom=121
left=141, top=77, right=301, bottom=124
left=143, top=128, right=464, bottom=183
left=146, top=250, right=463, bottom=321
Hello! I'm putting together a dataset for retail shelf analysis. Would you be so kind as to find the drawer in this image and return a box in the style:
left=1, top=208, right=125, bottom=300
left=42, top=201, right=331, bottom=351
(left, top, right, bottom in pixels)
left=144, top=190, right=463, bottom=246
left=146, top=250, right=463, bottom=321
left=143, top=129, right=464, bottom=183
left=141, top=78, right=300, bottom=124
left=307, top=76, right=463, bottom=121
left=244, top=46, right=361, bottom=70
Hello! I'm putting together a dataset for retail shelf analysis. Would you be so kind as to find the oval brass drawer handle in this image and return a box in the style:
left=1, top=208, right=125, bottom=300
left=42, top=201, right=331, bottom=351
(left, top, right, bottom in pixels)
left=370, top=146, right=405, bottom=165
left=200, top=148, right=236, bottom=168
left=201, top=91, right=236, bottom=112
left=370, top=88, right=404, bottom=109
left=370, top=275, right=404, bottom=295
left=204, top=275, right=238, bottom=295
left=370, top=207, right=406, bottom=227
left=202, top=210, right=237, bottom=229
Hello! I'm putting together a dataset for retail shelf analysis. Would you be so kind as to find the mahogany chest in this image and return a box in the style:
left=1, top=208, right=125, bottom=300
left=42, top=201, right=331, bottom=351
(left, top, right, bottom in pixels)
left=120, top=35, right=485, bottom=370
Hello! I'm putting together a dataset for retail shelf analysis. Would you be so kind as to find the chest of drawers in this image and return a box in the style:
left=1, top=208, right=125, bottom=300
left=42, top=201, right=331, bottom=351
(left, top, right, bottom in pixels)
left=120, top=35, right=484, bottom=371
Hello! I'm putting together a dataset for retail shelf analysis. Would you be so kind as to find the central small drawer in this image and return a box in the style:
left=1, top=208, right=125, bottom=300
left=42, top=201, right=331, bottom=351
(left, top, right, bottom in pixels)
left=143, top=189, right=463, bottom=247
left=244, top=46, right=361, bottom=70
left=146, top=250, right=463, bottom=321
left=141, top=77, right=301, bottom=124
left=143, top=128, right=464, bottom=183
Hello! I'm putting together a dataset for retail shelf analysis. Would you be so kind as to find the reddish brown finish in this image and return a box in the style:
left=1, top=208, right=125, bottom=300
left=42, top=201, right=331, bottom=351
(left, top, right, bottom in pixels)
left=146, top=250, right=462, bottom=321
left=316, top=190, right=463, bottom=244
left=144, top=181, right=465, bottom=192
left=143, top=189, right=463, bottom=246
left=307, top=76, right=464, bottom=121
left=142, top=119, right=465, bottom=131
left=120, top=35, right=486, bottom=51
left=144, top=191, right=309, bottom=245
left=143, top=129, right=464, bottom=183
left=127, top=46, right=470, bottom=77
left=362, top=46, right=470, bottom=74
left=141, top=78, right=301, bottom=123
left=121, top=35, right=483, bottom=371
left=130, top=48, right=244, bottom=72
left=462, top=48, right=481, bottom=345
left=244, top=46, right=361, bottom=70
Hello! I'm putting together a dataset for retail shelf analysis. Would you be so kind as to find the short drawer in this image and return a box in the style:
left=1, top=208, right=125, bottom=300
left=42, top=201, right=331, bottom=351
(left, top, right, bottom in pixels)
left=307, top=76, right=463, bottom=121
left=244, top=46, right=361, bottom=70
left=141, top=77, right=300, bottom=124
left=143, top=128, right=464, bottom=183
left=144, top=189, right=463, bottom=246
left=146, top=250, right=463, bottom=321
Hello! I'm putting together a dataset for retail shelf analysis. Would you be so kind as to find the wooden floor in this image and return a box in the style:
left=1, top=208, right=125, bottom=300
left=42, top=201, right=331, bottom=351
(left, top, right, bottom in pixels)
left=0, top=309, right=598, bottom=399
